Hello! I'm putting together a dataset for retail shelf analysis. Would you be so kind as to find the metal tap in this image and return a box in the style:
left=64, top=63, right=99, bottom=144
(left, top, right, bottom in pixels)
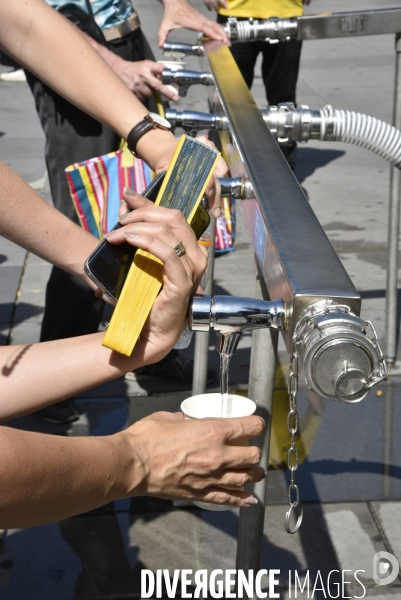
left=161, top=69, right=214, bottom=97
left=199, top=178, right=253, bottom=203
left=165, top=109, right=227, bottom=137
left=164, top=105, right=332, bottom=145
left=190, top=294, right=286, bottom=357
left=165, top=106, right=319, bottom=144
left=219, top=177, right=254, bottom=199
left=162, top=41, right=204, bottom=60
left=224, top=17, right=298, bottom=43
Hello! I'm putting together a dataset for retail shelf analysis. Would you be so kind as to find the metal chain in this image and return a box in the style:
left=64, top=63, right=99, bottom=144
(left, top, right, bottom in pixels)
left=364, top=320, right=388, bottom=388
left=284, top=334, right=303, bottom=534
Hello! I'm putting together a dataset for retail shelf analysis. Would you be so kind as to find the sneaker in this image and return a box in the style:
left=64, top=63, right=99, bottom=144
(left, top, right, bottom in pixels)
left=35, top=399, right=79, bottom=424
left=0, top=69, right=26, bottom=82
left=125, top=351, right=216, bottom=385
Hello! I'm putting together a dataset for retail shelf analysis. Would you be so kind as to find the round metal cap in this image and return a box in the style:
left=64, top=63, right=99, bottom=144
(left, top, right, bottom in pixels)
left=311, top=339, right=372, bottom=402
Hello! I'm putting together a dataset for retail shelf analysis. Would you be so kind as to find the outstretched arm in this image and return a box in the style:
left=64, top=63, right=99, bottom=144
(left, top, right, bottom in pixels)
left=0, top=411, right=264, bottom=528
left=0, top=162, right=207, bottom=419
left=0, top=165, right=267, bottom=526
left=0, top=162, right=98, bottom=286
left=0, top=0, right=149, bottom=150
left=0, top=0, right=225, bottom=215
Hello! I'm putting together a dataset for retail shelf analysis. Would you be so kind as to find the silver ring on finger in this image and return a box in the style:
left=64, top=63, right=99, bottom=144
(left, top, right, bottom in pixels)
left=174, top=241, right=186, bottom=258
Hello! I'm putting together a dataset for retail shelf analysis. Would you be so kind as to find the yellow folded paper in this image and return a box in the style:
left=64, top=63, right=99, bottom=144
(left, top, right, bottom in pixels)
left=103, top=135, right=220, bottom=355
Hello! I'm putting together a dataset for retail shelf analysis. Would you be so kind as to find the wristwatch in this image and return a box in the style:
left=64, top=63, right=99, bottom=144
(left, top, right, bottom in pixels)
left=127, top=112, right=172, bottom=157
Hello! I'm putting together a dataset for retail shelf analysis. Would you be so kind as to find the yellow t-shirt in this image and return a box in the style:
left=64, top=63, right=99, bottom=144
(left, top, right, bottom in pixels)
left=219, top=0, right=304, bottom=19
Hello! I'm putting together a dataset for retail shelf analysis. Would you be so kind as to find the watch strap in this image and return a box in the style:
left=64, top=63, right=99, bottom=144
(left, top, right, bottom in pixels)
left=126, top=118, right=155, bottom=157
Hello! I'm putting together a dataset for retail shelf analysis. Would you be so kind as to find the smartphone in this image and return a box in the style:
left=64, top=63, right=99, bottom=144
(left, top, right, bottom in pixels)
left=84, top=172, right=210, bottom=304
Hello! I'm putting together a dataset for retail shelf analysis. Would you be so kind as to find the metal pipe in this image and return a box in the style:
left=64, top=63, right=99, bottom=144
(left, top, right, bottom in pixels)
left=385, top=33, right=401, bottom=365
left=265, top=104, right=401, bottom=167
left=167, top=104, right=401, bottom=168
left=219, top=177, right=254, bottom=200
left=294, top=301, right=387, bottom=402
left=190, top=294, right=387, bottom=402
left=296, top=9, right=401, bottom=41
left=192, top=217, right=216, bottom=396
left=223, top=9, right=401, bottom=43
left=224, top=16, right=297, bottom=43
left=165, top=108, right=226, bottom=137
left=190, top=295, right=286, bottom=334
left=261, top=104, right=324, bottom=145
left=162, top=41, right=204, bottom=59
left=161, top=68, right=213, bottom=97
left=382, top=379, right=394, bottom=499
left=236, top=272, right=278, bottom=582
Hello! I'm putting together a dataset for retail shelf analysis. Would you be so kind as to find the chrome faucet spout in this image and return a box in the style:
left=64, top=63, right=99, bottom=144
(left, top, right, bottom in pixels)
left=190, top=294, right=286, bottom=333
left=190, top=294, right=286, bottom=357
left=161, top=69, right=213, bottom=97
left=162, top=41, right=204, bottom=59
left=217, top=331, right=243, bottom=357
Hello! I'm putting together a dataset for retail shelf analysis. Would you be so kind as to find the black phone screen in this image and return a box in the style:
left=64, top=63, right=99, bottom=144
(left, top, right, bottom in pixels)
left=84, top=172, right=166, bottom=303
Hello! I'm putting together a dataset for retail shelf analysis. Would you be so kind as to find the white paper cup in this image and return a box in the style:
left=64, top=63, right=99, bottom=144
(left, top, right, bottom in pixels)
left=180, top=393, right=257, bottom=511
left=158, top=60, right=186, bottom=71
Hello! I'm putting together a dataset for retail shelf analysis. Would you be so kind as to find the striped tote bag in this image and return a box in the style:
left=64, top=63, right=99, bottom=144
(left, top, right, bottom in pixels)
left=65, top=143, right=153, bottom=240
left=215, top=194, right=236, bottom=254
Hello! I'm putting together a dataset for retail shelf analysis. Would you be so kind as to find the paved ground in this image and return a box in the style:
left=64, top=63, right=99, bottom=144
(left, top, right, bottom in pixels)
left=1, top=0, right=401, bottom=598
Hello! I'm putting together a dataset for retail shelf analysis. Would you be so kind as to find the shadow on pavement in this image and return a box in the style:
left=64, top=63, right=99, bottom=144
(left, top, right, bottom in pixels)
left=295, top=147, right=346, bottom=183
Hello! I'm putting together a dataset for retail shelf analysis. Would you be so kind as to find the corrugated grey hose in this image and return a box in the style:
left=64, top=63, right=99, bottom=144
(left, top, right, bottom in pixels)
left=322, top=105, right=401, bottom=169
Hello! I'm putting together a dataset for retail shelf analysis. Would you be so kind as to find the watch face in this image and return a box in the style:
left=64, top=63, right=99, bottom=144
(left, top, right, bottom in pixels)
left=148, top=112, right=172, bottom=129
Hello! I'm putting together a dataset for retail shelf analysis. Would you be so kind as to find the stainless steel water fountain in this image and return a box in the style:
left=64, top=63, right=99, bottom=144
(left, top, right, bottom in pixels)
left=166, top=7, right=401, bottom=365
left=190, top=294, right=286, bottom=358
left=158, top=22, right=394, bottom=577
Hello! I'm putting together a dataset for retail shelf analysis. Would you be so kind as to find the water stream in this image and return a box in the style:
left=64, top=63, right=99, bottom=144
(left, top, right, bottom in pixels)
left=219, top=353, right=232, bottom=417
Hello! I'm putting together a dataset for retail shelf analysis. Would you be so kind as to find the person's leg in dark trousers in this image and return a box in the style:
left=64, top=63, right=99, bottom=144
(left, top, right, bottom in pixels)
left=261, top=39, right=302, bottom=106
left=226, top=40, right=262, bottom=88
left=0, top=51, right=21, bottom=69
left=260, top=39, right=303, bottom=168
left=25, top=27, right=155, bottom=422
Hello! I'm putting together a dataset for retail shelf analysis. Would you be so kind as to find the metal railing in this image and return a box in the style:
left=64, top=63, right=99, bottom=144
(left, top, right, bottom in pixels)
left=223, top=8, right=401, bottom=42
left=161, top=36, right=388, bottom=580
left=223, top=9, right=401, bottom=368
left=164, top=8, right=401, bottom=366
left=160, top=9, right=400, bottom=587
